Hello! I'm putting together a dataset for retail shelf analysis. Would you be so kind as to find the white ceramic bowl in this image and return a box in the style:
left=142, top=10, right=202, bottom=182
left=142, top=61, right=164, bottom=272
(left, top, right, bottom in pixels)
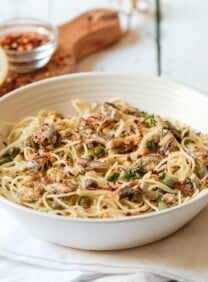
left=0, top=73, right=208, bottom=250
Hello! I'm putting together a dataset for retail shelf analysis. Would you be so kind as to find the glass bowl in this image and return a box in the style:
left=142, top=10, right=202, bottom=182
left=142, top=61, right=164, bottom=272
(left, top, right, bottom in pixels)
left=0, top=18, right=58, bottom=73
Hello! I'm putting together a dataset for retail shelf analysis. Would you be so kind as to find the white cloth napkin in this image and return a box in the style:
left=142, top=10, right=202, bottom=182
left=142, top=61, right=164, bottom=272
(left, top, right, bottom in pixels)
left=0, top=205, right=208, bottom=282
left=0, top=259, right=167, bottom=282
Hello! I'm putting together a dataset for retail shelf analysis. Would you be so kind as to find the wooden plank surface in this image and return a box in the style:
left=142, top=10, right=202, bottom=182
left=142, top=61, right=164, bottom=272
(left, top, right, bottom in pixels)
left=160, top=0, right=208, bottom=93
left=2, top=0, right=208, bottom=92
left=0, top=0, right=157, bottom=75
left=50, top=0, right=157, bottom=74
left=0, top=0, right=50, bottom=21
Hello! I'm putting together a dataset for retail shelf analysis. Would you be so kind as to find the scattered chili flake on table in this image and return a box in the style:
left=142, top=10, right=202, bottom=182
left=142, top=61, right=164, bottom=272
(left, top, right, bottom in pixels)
left=0, top=32, right=49, bottom=52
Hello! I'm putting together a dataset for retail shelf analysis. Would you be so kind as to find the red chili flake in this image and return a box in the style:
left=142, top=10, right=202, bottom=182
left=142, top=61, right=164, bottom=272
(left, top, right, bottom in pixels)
left=101, top=154, right=108, bottom=158
left=2, top=141, right=7, bottom=147
left=85, top=118, right=94, bottom=125
left=105, top=185, right=115, bottom=191
left=0, top=32, right=49, bottom=52
left=133, top=146, right=137, bottom=152
left=20, top=151, right=24, bottom=157
left=126, top=212, right=132, bottom=216
left=68, top=171, right=74, bottom=177
left=174, top=182, right=185, bottom=191
left=86, top=186, right=98, bottom=190
left=47, top=160, right=52, bottom=167
left=103, top=205, right=107, bottom=209
left=126, top=155, right=131, bottom=162
left=63, top=172, right=74, bottom=179
left=134, top=118, right=140, bottom=125
left=151, top=170, right=159, bottom=175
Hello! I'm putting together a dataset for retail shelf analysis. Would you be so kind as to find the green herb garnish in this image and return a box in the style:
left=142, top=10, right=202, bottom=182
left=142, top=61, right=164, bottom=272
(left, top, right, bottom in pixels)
left=124, top=171, right=132, bottom=181
left=145, top=139, right=157, bottom=151
left=184, top=138, right=193, bottom=145
left=107, top=172, right=120, bottom=182
left=124, top=167, right=146, bottom=181
left=196, top=167, right=207, bottom=179
left=159, top=171, right=166, bottom=180
left=84, top=154, right=94, bottom=161
left=79, top=196, right=92, bottom=209
left=156, top=195, right=163, bottom=203
left=94, top=144, right=105, bottom=158
left=0, top=147, right=20, bottom=165
left=5, top=183, right=10, bottom=191
left=162, top=177, right=175, bottom=188
left=52, top=201, right=63, bottom=210
left=130, top=193, right=143, bottom=203
left=26, top=138, right=39, bottom=149
left=84, top=125, right=92, bottom=130
left=140, top=111, right=156, bottom=127
left=136, top=167, right=147, bottom=177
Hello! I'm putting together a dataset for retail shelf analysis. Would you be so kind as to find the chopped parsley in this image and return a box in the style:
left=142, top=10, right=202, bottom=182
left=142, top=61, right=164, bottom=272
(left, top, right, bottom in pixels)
left=0, top=147, right=20, bottom=165
left=196, top=167, right=207, bottom=179
left=130, top=193, right=143, bottom=203
left=124, top=167, right=146, bottom=181
left=107, top=172, right=120, bottom=182
left=84, top=154, right=94, bottom=161
left=159, top=171, right=166, bottom=180
left=156, top=195, right=163, bottom=203
left=124, top=171, right=133, bottom=181
left=140, top=111, right=156, bottom=127
left=5, top=183, right=10, bottom=191
left=162, top=177, right=175, bottom=188
left=94, top=144, right=106, bottom=158
left=145, top=139, right=157, bottom=151
left=184, top=138, right=193, bottom=145
left=79, top=196, right=92, bottom=208
left=84, top=125, right=92, bottom=130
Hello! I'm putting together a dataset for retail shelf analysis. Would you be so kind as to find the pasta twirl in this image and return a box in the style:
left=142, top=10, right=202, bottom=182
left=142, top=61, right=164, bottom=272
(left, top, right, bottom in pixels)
left=0, top=99, right=207, bottom=218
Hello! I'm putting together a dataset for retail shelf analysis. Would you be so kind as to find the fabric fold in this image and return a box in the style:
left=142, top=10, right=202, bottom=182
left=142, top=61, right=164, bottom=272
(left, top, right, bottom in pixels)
left=0, top=206, right=208, bottom=282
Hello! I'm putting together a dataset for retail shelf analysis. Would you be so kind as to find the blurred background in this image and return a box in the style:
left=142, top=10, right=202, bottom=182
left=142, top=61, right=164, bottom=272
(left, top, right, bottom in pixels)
left=0, top=0, right=208, bottom=93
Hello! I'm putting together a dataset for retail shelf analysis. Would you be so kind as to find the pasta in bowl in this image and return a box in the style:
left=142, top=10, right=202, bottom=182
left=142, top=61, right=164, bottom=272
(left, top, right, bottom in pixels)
left=0, top=99, right=208, bottom=219
left=0, top=73, right=208, bottom=250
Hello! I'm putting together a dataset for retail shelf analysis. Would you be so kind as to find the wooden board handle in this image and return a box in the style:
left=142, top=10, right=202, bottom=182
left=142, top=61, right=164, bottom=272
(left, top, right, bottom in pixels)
left=59, top=9, right=122, bottom=61
left=0, top=9, right=122, bottom=96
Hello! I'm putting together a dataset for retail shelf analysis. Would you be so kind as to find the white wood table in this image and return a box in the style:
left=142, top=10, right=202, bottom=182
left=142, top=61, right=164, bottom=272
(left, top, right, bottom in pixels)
left=0, top=1, right=208, bottom=281
left=1, top=0, right=207, bottom=93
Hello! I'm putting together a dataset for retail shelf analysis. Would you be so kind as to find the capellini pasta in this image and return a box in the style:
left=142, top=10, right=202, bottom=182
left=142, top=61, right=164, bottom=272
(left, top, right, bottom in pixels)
left=0, top=99, right=207, bottom=218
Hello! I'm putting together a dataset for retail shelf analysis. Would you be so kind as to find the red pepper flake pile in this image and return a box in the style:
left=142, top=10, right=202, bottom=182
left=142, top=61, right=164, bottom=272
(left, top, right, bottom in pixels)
left=0, top=32, right=49, bottom=52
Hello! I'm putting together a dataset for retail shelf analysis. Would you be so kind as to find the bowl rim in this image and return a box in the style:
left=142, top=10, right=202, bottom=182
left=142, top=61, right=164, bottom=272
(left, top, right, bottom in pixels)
left=0, top=186, right=207, bottom=223
left=1, top=72, right=208, bottom=101
left=0, top=72, right=208, bottom=223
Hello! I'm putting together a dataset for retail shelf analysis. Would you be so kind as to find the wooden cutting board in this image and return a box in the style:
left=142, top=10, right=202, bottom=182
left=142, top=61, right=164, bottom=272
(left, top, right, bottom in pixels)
left=0, top=9, right=123, bottom=96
